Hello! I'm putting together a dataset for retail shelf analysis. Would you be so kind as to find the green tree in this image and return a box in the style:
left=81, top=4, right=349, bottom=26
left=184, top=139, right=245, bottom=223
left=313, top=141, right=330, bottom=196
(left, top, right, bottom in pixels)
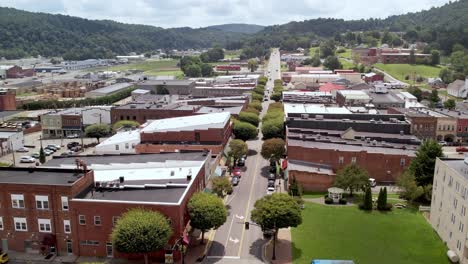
left=289, top=176, right=303, bottom=197
left=39, top=147, right=46, bottom=164
left=431, top=50, right=440, bottom=65
left=323, top=56, right=342, bottom=71
left=429, top=89, right=439, bottom=104
left=409, top=140, right=443, bottom=186
left=201, top=63, right=214, bottom=77
left=397, top=170, right=424, bottom=202
left=407, top=86, right=423, bottom=102
left=85, top=124, right=111, bottom=143
left=261, top=138, right=285, bottom=162
left=185, top=64, right=202, bottom=77
left=360, top=187, right=373, bottom=211
left=270, top=92, right=282, bottom=102
left=188, top=192, right=227, bottom=244
left=111, top=209, right=172, bottom=264
left=112, top=120, right=140, bottom=131
left=248, top=101, right=263, bottom=112
left=251, top=93, right=263, bottom=101
left=228, top=139, right=248, bottom=162
left=376, top=188, right=386, bottom=210
left=334, top=164, right=369, bottom=196
left=439, top=68, right=454, bottom=84
left=239, top=111, right=260, bottom=127
left=248, top=59, right=258, bottom=72
left=251, top=193, right=302, bottom=260
left=444, top=99, right=456, bottom=109
left=156, top=85, right=169, bottom=94
left=319, top=40, right=336, bottom=58
left=233, top=121, right=258, bottom=141
left=261, top=119, right=284, bottom=139
left=211, top=177, right=233, bottom=198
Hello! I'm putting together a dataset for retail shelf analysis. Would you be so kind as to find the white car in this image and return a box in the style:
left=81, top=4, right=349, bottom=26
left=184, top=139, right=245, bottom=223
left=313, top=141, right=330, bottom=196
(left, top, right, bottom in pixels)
left=19, top=156, right=35, bottom=163
left=266, top=186, right=275, bottom=195
left=47, top=144, right=61, bottom=150
left=438, top=141, right=448, bottom=146
left=16, top=147, right=29, bottom=153
left=369, top=178, right=377, bottom=187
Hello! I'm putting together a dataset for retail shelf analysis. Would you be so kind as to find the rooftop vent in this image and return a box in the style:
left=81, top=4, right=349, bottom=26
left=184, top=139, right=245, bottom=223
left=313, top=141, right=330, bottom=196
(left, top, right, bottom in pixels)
left=170, top=170, right=175, bottom=176
left=119, top=176, right=124, bottom=183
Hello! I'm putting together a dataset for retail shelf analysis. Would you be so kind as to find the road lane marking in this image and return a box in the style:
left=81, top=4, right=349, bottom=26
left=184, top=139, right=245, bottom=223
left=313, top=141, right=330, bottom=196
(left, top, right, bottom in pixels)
left=235, top=214, right=244, bottom=220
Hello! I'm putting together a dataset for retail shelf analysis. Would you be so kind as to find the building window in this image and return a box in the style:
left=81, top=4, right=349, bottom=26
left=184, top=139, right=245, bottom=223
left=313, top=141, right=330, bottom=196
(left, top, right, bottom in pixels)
left=456, top=182, right=460, bottom=192
left=80, top=240, right=100, bottom=246
left=351, top=157, right=356, bottom=164
left=400, top=158, right=406, bottom=167
left=451, top=213, right=456, bottom=224
left=0, top=217, right=3, bottom=230
left=112, top=216, right=120, bottom=227
left=115, top=145, right=119, bottom=150
left=338, top=156, right=344, bottom=164
left=131, top=143, right=136, bottom=149
left=454, top=198, right=458, bottom=209
left=38, top=219, right=52, bottom=233
left=35, top=195, right=49, bottom=210
left=462, top=206, right=466, bottom=216
left=79, top=215, right=86, bottom=225
left=64, top=220, right=71, bottom=233
left=125, top=143, right=129, bottom=149
left=106, top=243, right=113, bottom=257
left=11, top=194, right=25, bottom=208
left=94, top=216, right=101, bottom=226
left=61, top=196, right=69, bottom=211
left=14, top=217, right=27, bottom=231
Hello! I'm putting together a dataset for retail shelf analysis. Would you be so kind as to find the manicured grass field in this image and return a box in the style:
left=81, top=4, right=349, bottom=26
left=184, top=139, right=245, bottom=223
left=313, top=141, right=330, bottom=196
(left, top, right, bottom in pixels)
left=337, top=48, right=352, bottom=59
left=291, top=202, right=449, bottom=264
left=374, top=63, right=442, bottom=82
left=340, top=58, right=355, bottom=69
left=106, top=60, right=181, bottom=76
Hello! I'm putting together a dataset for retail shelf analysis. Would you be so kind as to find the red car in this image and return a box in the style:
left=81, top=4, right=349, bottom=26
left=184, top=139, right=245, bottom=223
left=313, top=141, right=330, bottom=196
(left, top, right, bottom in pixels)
left=456, top=147, right=468, bottom=153
left=232, top=167, right=242, bottom=178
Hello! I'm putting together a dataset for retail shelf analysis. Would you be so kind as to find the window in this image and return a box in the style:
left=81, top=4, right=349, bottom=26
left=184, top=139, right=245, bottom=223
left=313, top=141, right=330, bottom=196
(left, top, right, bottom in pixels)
left=451, top=213, right=456, bottom=224
left=351, top=157, right=357, bottom=164
left=94, top=216, right=101, bottom=226
left=38, top=219, right=52, bottom=233
left=112, top=216, right=120, bottom=227
left=456, top=182, right=460, bottom=192
left=80, top=240, right=100, bottom=246
left=462, top=206, right=466, bottom=217
left=11, top=194, right=25, bottom=208
left=457, top=240, right=461, bottom=250
left=14, top=217, right=27, bottom=231
left=61, top=196, right=69, bottom=211
left=115, top=145, right=119, bottom=151
left=79, top=215, right=86, bottom=225
left=400, top=158, right=406, bottom=167
left=125, top=143, right=129, bottom=149
left=0, top=217, right=3, bottom=230
left=106, top=243, right=113, bottom=257
left=454, top=198, right=458, bottom=209
left=64, top=220, right=71, bottom=233
left=338, top=156, right=344, bottom=164
left=459, top=222, right=464, bottom=232
left=35, top=195, right=49, bottom=210
left=131, top=143, right=136, bottom=149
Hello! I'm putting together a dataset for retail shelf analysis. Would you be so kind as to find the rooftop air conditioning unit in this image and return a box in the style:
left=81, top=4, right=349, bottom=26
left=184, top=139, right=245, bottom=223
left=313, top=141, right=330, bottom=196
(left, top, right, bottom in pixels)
left=301, top=114, right=309, bottom=119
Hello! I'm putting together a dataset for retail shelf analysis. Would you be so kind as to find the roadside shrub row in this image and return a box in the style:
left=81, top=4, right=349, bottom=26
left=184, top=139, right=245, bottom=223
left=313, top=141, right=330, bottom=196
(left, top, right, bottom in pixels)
left=261, top=102, right=284, bottom=139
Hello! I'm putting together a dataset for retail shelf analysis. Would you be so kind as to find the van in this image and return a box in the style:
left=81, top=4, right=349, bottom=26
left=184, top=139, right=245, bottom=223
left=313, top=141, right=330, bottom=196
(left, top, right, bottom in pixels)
left=369, top=178, right=377, bottom=187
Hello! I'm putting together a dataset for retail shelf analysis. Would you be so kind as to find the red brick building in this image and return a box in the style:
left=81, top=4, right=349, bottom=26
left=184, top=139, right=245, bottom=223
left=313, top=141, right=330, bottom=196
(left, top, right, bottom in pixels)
left=215, top=65, right=241, bottom=71
left=137, top=112, right=232, bottom=155
left=6, top=66, right=35, bottom=78
left=388, top=108, right=437, bottom=140
left=110, top=103, right=200, bottom=125
left=0, top=90, right=16, bottom=110
left=0, top=167, right=93, bottom=254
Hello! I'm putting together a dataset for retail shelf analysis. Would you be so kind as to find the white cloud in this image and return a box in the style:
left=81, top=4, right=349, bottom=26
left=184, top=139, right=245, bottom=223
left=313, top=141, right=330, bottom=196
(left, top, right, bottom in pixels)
left=0, top=0, right=452, bottom=28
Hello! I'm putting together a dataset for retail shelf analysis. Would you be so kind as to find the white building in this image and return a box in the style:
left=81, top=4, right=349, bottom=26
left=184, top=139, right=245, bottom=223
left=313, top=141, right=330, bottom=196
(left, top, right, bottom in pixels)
left=430, top=157, right=468, bottom=263
left=82, top=106, right=112, bottom=126
left=95, top=129, right=140, bottom=155
left=0, top=130, right=24, bottom=155
left=447, top=78, right=468, bottom=98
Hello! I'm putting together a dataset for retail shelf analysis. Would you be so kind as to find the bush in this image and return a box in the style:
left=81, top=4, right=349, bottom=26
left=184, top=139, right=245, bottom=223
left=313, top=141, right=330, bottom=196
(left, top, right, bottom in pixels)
left=262, top=119, right=284, bottom=139
left=339, top=198, right=347, bottom=205
left=271, top=92, right=282, bottom=102
left=244, top=107, right=260, bottom=115
left=233, top=121, right=258, bottom=141
left=238, top=111, right=260, bottom=127
left=249, top=101, right=263, bottom=112
left=324, top=194, right=329, bottom=198
left=251, top=93, right=263, bottom=101
left=324, top=197, right=333, bottom=204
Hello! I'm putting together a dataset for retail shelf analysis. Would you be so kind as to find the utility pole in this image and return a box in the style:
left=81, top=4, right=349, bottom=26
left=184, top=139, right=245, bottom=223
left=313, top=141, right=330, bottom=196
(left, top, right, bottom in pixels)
left=10, top=140, right=15, bottom=166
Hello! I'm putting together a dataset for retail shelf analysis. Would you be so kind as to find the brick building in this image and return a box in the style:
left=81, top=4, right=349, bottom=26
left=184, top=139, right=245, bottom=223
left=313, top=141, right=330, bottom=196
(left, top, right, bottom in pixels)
left=6, top=66, right=35, bottom=78
left=136, top=80, right=195, bottom=95
left=0, top=90, right=16, bottom=110
left=110, top=103, right=200, bottom=125
left=388, top=108, right=437, bottom=140
left=0, top=167, right=94, bottom=255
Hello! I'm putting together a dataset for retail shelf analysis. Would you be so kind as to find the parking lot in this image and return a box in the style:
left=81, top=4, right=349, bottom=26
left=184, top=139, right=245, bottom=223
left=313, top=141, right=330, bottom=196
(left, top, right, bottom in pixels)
left=0, top=131, right=103, bottom=167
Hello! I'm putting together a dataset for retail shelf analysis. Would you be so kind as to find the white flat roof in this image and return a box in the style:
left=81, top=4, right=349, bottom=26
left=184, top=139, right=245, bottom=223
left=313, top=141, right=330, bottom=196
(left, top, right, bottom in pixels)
left=97, top=129, right=140, bottom=147
left=338, top=90, right=371, bottom=100
left=283, top=91, right=331, bottom=96
left=284, top=103, right=351, bottom=115
left=142, top=112, right=230, bottom=133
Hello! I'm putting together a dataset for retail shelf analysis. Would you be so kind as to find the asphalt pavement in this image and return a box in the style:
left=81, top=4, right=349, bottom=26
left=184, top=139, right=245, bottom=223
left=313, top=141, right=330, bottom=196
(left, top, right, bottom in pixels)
left=204, top=49, right=281, bottom=264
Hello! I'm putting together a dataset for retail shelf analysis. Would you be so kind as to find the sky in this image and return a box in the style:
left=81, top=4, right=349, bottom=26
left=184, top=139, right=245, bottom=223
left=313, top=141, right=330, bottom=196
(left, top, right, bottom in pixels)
left=0, top=0, right=453, bottom=28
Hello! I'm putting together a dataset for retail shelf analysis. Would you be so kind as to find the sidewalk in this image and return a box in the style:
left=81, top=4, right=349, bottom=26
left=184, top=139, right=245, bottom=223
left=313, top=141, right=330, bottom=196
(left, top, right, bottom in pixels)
left=264, top=228, right=293, bottom=264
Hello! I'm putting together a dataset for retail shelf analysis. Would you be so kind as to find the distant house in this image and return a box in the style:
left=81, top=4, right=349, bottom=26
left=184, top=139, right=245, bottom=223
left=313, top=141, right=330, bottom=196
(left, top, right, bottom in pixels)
left=447, top=78, right=468, bottom=98
left=363, top=72, right=384, bottom=83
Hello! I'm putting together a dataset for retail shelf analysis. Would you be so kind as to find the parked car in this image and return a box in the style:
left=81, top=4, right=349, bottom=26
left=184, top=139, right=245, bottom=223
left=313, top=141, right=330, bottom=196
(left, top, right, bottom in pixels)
left=237, top=157, right=245, bottom=167
left=66, top=134, right=79, bottom=138
left=269, top=166, right=276, bottom=173
left=47, top=144, right=61, bottom=150
left=67, top=142, right=80, bottom=149
left=232, top=167, right=242, bottom=178
left=231, top=176, right=240, bottom=186
left=266, top=186, right=275, bottom=195
left=268, top=173, right=276, bottom=180
left=31, top=152, right=40, bottom=159
left=456, top=147, right=468, bottom=153
left=0, top=252, right=9, bottom=264
left=438, top=141, right=448, bottom=146
left=45, top=146, right=57, bottom=152
left=369, top=178, right=377, bottom=187
left=19, top=156, right=35, bottom=163
left=268, top=180, right=275, bottom=188
left=16, top=147, right=29, bottom=153
left=44, top=149, right=53, bottom=156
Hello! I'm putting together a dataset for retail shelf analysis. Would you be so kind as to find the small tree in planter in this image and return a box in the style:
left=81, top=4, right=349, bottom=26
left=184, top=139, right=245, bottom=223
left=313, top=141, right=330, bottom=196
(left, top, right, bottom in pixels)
left=359, top=187, right=373, bottom=211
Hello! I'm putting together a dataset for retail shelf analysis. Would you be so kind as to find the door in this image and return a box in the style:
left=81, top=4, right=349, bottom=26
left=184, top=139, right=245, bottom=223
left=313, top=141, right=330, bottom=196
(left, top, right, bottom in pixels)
left=24, top=240, right=32, bottom=253
left=66, top=240, right=72, bottom=254
left=1, top=239, right=8, bottom=252
left=106, top=243, right=113, bottom=258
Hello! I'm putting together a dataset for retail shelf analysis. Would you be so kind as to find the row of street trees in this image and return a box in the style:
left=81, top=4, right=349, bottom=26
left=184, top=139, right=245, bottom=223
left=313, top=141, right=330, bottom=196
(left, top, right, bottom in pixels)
left=261, top=101, right=284, bottom=140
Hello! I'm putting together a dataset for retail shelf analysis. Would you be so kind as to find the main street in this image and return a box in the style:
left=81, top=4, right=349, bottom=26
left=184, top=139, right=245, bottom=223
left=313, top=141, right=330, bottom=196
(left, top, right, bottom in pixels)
left=204, top=49, right=282, bottom=264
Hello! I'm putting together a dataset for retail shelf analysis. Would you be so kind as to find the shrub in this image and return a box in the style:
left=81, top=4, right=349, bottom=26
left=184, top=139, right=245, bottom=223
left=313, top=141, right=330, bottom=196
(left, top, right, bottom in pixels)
left=324, top=197, right=333, bottom=204
left=262, top=119, right=284, bottom=139
left=238, top=111, right=260, bottom=127
left=249, top=101, right=263, bottom=112
left=251, top=93, right=263, bottom=101
left=339, top=198, right=347, bottom=205
left=271, top=92, right=282, bottom=102
left=244, top=107, right=260, bottom=115
left=233, top=121, right=258, bottom=141
left=324, top=194, right=329, bottom=198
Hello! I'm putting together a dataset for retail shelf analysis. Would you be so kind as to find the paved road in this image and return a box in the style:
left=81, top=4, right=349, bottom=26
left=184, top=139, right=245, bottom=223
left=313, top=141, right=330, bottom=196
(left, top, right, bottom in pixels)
left=204, top=49, right=281, bottom=264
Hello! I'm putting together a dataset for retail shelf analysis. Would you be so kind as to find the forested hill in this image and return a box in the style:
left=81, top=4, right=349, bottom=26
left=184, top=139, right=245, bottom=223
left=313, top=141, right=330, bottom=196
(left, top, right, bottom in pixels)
left=205, top=24, right=265, bottom=34
left=0, top=7, right=246, bottom=60
left=251, top=0, right=468, bottom=53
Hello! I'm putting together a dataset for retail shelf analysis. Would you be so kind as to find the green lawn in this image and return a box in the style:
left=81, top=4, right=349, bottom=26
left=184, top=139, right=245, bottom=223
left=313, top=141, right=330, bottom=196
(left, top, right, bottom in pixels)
left=337, top=48, right=352, bottom=59
left=340, top=58, right=355, bottom=69
left=225, top=50, right=241, bottom=59
left=292, top=203, right=448, bottom=264
left=104, top=60, right=181, bottom=77
left=374, top=63, right=443, bottom=82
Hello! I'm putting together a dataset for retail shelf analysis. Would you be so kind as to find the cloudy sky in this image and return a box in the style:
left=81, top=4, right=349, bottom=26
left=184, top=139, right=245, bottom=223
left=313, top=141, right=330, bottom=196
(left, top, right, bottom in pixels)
left=0, top=0, right=452, bottom=28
